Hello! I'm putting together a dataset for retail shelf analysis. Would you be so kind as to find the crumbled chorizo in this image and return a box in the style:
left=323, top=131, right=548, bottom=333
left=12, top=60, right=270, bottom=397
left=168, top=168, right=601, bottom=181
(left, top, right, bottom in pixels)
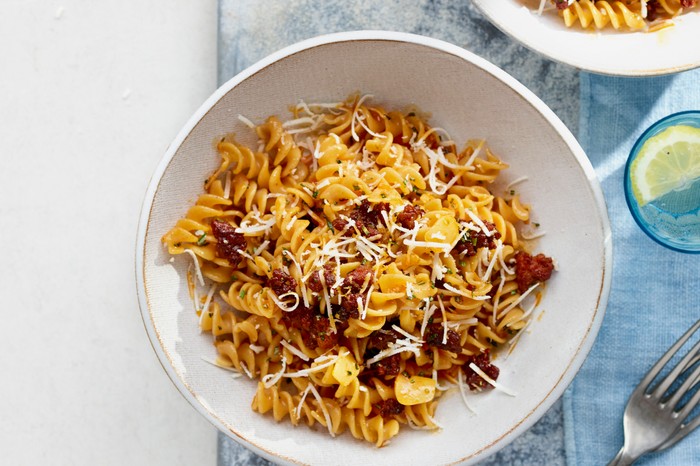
left=514, top=251, right=554, bottom=293
left=375, top=398, right=404, bottom=417
left=342, top=265, right=373, bottom=293
left=307, top=263, right=337, bottom=292
left=363, top=353, right=401, bottom=379
left=331, top=217, right=349, bottom=233
left=269, top=269, right=296, bottom=296
left=453, top=221, right=500, bottom=257
left=348, top=200, right=390, bottom=238
left=362, top=329, right=402, bottom=380
left=282, top=304, right=314, bottom=336
left=395, top=204, right=424, bottom=230
left=210, top=219, right=247, bottom=265
left=424, top=323, right=462, bottom=354
left=338, top=293, right=362, bottom=321
left=646, top=0, right=660, bottom=20
left=463, top=351, right=500, bottom=390
left=366, top=328, right=399, bottom=351
left=311, top=315, right=337, bottom=351
left=281, top=304, right=337, bottom=351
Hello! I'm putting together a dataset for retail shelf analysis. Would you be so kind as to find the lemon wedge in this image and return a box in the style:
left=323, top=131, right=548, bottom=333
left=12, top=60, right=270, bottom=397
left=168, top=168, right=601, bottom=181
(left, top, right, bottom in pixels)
left=630, top=125, right=700, bottom=206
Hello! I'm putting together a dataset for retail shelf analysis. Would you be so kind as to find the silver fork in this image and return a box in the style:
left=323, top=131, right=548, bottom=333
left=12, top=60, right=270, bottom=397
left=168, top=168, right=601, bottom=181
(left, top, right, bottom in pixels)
left=608, top=318, right=700, bottom=466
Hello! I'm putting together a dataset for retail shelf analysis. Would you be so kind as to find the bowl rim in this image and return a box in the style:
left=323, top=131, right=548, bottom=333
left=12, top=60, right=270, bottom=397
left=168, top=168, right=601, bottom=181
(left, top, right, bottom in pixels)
left=135, top=29, right=613, bottom=465
left=472, top=1, right=700, bottom=77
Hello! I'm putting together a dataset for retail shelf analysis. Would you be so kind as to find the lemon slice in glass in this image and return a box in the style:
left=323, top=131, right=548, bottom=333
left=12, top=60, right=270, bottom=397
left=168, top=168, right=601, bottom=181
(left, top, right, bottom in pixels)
left=630, top=125, right=700, bottom=206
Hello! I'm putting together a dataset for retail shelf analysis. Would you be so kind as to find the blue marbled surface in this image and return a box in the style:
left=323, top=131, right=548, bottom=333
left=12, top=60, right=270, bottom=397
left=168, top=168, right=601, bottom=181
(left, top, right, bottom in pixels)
left=216, top=1, right=578, bottom=464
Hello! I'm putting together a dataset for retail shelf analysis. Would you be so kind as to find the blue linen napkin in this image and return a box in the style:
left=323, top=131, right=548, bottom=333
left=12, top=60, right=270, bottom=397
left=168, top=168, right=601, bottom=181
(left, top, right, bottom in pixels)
left=563, top=70, right=700, bottom=466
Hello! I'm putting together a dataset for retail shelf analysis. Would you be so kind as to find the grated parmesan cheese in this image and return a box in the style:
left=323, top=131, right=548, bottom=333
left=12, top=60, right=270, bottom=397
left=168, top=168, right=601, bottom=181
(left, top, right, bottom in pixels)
left=521, top=229, right=547, bottom=240
left=283, top=354, right=340, bottom=379
left=198, top=284, right=217, bottom=329
left=432, top=369, right=451, bottom=392
left=237, top=114, right=255, bottom=128
left=262, top=357, right=288, bottom=388
left=497, top=282, right=540, bottom=319
left=505, top=175, right=529, bottom=192
left=184, top=249, right=205, bottom=286
left=223, top=171, right=232, bottom=199
left=307, top=382, right=335, bottom=437
left=295, top=384, right=312, bottom=418
left=457, top=368, right=478, bottom=415
left=391, top=324, right=423, bottom=343
left=240, top=362, right=254, bottom=379
left=351, top=94, right=374, bottom=142
left=360, top=284, right=374, bottom=320
left=480, top=241, right=502, bottom=282
left=248, top=344, right=265, bottom=354
left=252, top=240, right=269, bottom=256
left=267, top=290, right=300, bottom=312
left=443, top=283, right=491, bottom=301
left=536, top=0, right=547, bottom=15
left=437, top=295, right=448, bottom=344
left=281, top=340, right=309, bottom=361
left=469, top=362, right=517, bottom=397
left=235, top=217, right=276, bottom=234
left=403, top=239, right=452, bottom=250
left=365, top=339, right=421, bottom=366
left=465, top=210, right=492, bottom=237
left=318, top=271, right=337, bottom=333
left=492, top=269, right=507, bottom=324
left=420, top=299, right=436, bottom=339
left=201, top=357, right=239, bottom=373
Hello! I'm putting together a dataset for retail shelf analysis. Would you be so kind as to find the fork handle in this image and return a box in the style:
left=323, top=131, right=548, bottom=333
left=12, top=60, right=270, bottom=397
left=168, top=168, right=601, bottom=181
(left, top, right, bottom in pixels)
left=607, top=447, right=637, bottom=466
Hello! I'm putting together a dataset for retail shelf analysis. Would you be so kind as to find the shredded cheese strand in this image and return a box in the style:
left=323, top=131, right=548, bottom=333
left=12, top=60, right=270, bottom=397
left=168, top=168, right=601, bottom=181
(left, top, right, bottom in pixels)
left=365, top=340, right=421, bottom=366
left=200, top=357, right=239, bottom=373
left=281, top=340, right=310, bottom=361
left=184, top=249, right=205, bottom=286
left=237, top=114, right=255, bottom=128
left=198, top=284, right=217, bottom=328
left=437, top=295, right=448, bottom=344
left=267, top=289, right=300, bottom=312
left=307, top=383, right=335, bottom=437
left=498, top=282, right=540, bottom=319
left=469, top=362, right=517, bottom=397
left=391, top=324, right=424, bottom=343
left=458, top=368, right=478, bottom=415
left=295, top=384, right=312, bottom=418
left=443, top=283, right=491, bottom=301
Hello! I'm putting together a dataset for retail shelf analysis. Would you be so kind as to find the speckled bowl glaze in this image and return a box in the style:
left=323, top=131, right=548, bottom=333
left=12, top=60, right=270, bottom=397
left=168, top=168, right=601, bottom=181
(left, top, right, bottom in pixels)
left=474, top=1, right=700, bottom=76
left=136, top=31, right=611, bottom=465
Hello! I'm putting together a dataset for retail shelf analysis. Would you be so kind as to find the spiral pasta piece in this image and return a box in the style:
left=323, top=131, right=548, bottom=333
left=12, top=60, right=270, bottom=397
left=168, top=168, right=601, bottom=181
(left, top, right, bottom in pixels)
left=540, top=0, right=697, bottom=30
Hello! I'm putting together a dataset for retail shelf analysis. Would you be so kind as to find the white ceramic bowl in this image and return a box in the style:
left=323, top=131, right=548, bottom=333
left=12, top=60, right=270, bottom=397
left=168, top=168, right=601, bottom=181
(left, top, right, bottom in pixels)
left=136, top=31, right=611, bottom=465
left=474, top=0, right=700, bottom=76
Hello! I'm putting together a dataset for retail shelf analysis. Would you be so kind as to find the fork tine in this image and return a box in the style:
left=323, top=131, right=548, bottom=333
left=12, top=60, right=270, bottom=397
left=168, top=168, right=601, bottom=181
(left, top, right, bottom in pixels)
left=655, top=342, right=700, bottom=407
left=656, top=399, right=700, bottom=451
left=676, top=364, right=700, bottom=418
left=643, top=319, right=700, bottom=398
left=662, top=350, right=700, bottom=408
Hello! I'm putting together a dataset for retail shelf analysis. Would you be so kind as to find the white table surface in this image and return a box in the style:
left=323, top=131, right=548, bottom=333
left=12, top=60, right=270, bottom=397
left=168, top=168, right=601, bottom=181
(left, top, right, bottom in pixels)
left=0, top=2, right=219, bottom=464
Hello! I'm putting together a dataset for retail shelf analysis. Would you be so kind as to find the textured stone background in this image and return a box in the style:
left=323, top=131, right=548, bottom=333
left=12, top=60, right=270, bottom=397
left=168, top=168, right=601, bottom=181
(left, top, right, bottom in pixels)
left=217, top=1, right=578, bottom=464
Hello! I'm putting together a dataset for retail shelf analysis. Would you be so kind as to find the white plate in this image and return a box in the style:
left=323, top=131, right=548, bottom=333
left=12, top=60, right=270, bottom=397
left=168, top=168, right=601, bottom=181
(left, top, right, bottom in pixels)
left=136, top=31, right=612, bottom=465
left=474, top=1, right=700, bottom=76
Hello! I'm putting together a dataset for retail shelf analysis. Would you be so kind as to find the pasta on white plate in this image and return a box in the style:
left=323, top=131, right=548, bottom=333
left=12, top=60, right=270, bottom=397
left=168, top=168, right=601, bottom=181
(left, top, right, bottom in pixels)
left=533, top=0, right=698, bottom=31
left=162, top=95, right=555, bottom=447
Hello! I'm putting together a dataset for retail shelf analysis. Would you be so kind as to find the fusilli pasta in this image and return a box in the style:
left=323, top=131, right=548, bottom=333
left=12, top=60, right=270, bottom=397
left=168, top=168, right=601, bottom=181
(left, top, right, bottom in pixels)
left=163, top=95, right=556, bottom=446
left=534, top=0, right=697, bottom=31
